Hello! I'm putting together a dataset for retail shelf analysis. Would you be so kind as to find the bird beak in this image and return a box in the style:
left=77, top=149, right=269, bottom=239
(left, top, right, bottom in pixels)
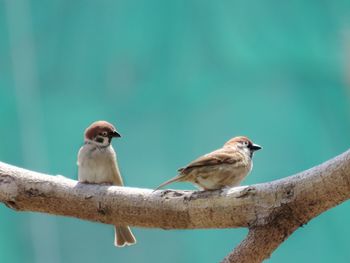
left=251, top=144, right=262, bottom=151
left=111, top=131, right=121, bottom=138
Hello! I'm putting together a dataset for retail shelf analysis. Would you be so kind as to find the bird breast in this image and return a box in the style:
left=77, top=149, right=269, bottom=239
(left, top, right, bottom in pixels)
left=77, top=144, right=118, bottom=184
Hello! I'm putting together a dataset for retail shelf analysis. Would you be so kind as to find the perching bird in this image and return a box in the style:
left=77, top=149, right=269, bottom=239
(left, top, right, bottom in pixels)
left=155, top=136, right=262, bottom=190
left=77, top=120, right=136, bottom=247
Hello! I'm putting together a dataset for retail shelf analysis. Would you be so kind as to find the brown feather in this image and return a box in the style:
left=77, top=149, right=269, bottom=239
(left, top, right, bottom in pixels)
left=154, top=174, right=188, bottom=190
left=85, top=121, right=117, bottom=140
left=115, top=226, right=136, bottom=247
left=179, top=148, right=243, bottom=174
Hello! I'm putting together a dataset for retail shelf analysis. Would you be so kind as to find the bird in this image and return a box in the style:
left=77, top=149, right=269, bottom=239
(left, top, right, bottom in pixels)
left=155, top=136, right=262, bottom=191
left=77, top=120, right=136, bottom=247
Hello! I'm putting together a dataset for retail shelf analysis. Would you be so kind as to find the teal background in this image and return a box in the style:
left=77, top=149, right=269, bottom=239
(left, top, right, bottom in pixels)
left=1, top=1, right=350, bottom=262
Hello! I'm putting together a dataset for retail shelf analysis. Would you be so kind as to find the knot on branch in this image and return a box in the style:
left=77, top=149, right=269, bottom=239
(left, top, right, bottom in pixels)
left=25, top=188, right=47, bottom=198
left=0, top=174, right=18, bottom=207
left=160, top=190, right=186, bottom=199
left=97, top=201, right=111, bottom=216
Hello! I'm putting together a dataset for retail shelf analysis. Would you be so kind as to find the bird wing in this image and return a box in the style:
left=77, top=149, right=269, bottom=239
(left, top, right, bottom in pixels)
left=154, top=148, right=243, bottom=191
left=111, top=153, right=124, bottom=186
left=178, top=148, right=242, bottom=174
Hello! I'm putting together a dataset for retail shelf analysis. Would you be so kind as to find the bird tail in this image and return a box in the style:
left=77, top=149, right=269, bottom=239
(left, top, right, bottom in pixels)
left=154, top=175, right=186, bottom=191
left=114, top=226, right=136, bottom=247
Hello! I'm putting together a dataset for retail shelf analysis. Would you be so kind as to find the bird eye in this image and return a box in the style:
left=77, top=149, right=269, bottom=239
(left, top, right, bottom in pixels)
left=101, top=131, right=108, bottom=137
left=243, top=141, right=249, bottom=146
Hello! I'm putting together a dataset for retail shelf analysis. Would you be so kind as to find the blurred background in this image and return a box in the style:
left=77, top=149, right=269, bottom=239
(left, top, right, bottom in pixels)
left=1, top=1, right=350, bottom=262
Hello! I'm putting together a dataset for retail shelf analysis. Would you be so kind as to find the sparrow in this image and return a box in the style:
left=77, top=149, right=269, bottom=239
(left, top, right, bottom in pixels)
left=77, top=120, right=136, bottom=247
left=155, top=136, right=262, bottom=190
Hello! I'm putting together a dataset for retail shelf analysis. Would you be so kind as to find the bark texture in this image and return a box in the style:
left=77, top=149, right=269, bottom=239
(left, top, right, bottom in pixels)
left=1, top=149, right=350, bottom=262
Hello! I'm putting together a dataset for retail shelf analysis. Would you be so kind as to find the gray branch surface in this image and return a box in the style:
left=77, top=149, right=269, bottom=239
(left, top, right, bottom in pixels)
left=1, top=149, right=350, bottom=262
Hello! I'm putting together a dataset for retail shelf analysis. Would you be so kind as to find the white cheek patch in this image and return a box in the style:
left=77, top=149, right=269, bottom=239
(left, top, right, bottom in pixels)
left=103, top=137, right=110, bottom=146
left=242, top=147, right=251, bottom=156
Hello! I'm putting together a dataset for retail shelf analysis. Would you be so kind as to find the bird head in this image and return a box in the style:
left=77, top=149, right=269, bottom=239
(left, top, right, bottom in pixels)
left=84, top=120, right=121, bottom=147
left=224, top=136, right=262, bottom=157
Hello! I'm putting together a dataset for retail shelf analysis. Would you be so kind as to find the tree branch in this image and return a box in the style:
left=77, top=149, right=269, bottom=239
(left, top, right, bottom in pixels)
left=1, top=149, right=350, bottom=262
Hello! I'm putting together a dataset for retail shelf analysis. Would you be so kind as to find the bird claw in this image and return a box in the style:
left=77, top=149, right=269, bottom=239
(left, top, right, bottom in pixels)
left=236, top=186, right=256, bottom=198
